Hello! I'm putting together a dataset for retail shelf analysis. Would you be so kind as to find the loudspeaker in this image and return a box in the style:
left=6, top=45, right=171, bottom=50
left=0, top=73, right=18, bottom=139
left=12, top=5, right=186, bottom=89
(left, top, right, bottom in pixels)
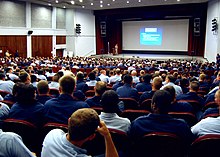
left=194, top=18, right=200, bottom=36
left=76, top=24, right=81, bottom=34
left=28, top=30, right=33, bottom=35
left=100, top=21, right=106, bottom=37
left=212, top=18, right=218, bottom=32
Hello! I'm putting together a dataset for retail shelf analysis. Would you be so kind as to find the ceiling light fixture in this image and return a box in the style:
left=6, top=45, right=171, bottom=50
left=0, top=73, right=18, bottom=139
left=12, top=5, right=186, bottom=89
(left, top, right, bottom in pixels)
left=55, top=0, right=59, bottom=3
left=63, top=6, right=66, bottom=8
left=138, top=0, right=141, bottom=2
left=71, top=1, right=75, bottom=5
left=82, top=5, right=85, bottom=8
left=100, top=1, right=103, bottom=3
left=48, top=3, right=51, bottom=6
left=100, top=4, right=103, bottom=7
left=79, top=0, right=83, bottom=2
left=107, top=3, right=110, bottom=6
left=127, top=1, right=130, bottom=4
left=91, top=2, right=93, bottom=5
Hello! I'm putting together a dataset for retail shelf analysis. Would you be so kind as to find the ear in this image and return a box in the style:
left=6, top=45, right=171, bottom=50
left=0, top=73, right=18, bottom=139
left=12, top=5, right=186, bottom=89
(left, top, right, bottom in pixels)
left=68, top=118, right=71, bottom=125
left=59, top=86, right=62, bottom=93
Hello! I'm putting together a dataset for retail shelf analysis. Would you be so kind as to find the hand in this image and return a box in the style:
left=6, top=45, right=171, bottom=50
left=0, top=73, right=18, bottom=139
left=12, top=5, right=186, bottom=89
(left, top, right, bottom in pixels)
left=97, top=121, right=110, bottom=137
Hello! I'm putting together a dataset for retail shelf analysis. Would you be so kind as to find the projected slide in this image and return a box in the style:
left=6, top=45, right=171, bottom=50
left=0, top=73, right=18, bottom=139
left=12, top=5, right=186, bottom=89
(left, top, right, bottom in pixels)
left=122, top=19, right=189, bottom=52
left=140, top=28, right=162, bottom=46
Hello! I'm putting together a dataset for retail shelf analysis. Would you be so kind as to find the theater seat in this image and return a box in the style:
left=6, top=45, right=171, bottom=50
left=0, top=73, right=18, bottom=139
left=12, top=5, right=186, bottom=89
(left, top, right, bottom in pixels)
left=139, top=99, right=152, bottom=111
left=119, top=98, right=139, bottom=110
left=203, top=101, right=218, bottom=111
left=190, top=134, right=220, bottom=157
left=121, top=109, right=150, bottom=121
left=131, top=132, right=187, bottom=157
left=0, top=90, right=10, bottom=98
left=49, top=88, right=60, bottom=97
left=168, top=112, right=198, bottom=127
left=3, top=119, right=40, bottom=153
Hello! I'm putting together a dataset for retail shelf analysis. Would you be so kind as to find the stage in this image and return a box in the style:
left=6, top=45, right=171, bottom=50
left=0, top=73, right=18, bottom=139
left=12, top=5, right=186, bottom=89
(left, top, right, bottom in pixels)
left=95, top=53, right=207, bottom=62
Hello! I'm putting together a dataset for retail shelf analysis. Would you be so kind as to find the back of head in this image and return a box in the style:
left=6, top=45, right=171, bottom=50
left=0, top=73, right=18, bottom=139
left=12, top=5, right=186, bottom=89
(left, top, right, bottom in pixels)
left=19, top=72, right=29, bottom=83
left=101, top=90, right=119, bottom=113
left=37, top=80, right=49, bottom=94
left=52, top=73, right=60, bottom=82
left=31, top=75, right=37, bottom=83
left=88, top=72, right=96, bottom=80
left=163, top=85, right=176, bottom=101
left=152, top=77, right=163, bottom=90
left=199, top=74, right=206, bottom=81
left=68, top=108, right=100, bottom=141
left=59, top=75, right=75, bottom=94
left=189, top=81, right=200, bottom=92
left=143, top=74, right=152, bottom=83
left=151, top=90, right=172, bottom=114
left=16, top=83, right=36, bottom=104
left=123, top=74, right=133, bottom=84
left=166, top=75, right=176, bottom=83
left=0, top=73, right=5, bottom=80
left=95, top=81, right=106, bottom=96
left=77, top=72, right=84, bottom=81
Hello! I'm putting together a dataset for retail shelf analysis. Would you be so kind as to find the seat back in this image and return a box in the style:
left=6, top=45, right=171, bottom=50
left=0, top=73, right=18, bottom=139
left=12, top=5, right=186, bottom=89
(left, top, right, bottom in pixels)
left=190, top=134, right=220, bottom=157
left=203, top=101, right=218, bottom=111
left=177, top=100, right=201, bottom=113
left=132, top=132, right=186, bottom=157
left=119, top=98, right=139, bottom=110
left=3, top=119, right=39, bottom=153
left=49, top=88, right=60, bottom=97
left=168, top=112, right=198, bottom=127
left=121, top=109, right=150, bottom=121
left=0, top=100, right=15, bottom=108
left=0, top=90, right=10, bottom=97
left=140, top=99, right=152, bottom=111
left=85, top=90, right=95, bottom=97
left=91, top=106, right=103, bottom=114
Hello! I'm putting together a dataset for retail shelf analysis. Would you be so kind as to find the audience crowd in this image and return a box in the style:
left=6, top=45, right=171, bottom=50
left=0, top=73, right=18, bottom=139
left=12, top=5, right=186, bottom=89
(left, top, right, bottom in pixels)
left=0, top=55, right=219, bottom=156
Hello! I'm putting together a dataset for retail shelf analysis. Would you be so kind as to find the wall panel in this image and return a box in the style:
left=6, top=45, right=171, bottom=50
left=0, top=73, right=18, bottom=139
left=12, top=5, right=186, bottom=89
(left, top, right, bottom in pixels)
left=32, top=36, right=52, bottom=57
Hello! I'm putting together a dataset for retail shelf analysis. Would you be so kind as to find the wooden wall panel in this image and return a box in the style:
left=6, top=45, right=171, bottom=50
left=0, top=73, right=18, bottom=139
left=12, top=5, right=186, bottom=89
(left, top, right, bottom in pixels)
left=56, top=36, right=66, bottom=44
left=0, top=36, right=27, bottom=57
left=32, top=36, right=52, bottom=57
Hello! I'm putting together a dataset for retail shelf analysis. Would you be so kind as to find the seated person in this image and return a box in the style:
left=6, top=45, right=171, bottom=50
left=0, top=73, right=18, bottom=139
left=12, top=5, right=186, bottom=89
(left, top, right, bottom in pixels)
left=36, top=80, right=53, bottom=104
left=86, top=72, right=97, bottom=87
left=0, top=102, right=10, bottom=120
left=0, top=73, right=15, bottom=94
left=49, top=73, right=60, bottom=90
left=139, top=77, right=162, bottom=104
left=100, top=90, right=130, bottom=133
left=41, top=108, right=118, bottom=157
left=0, top=129, right=35, bottom=157
left=116, top=75, right=139, bottom=101
left=19, top=72, right=31, bottom=84
left=135, top=74, right=152, bottom=92
left=44, top=75, right=89, bottom=124
left=8, top=83, right=45, bottom=127
left=176, top=81, right=205, bottom=109
left=129, top=90, right=194, bottom=145
left=76, top=72, right=88, bottom=93
left=191, top=90, right=220, bottom=137
left=163, top=86, right=193, bottom=113
left=86, top=81, right=106, bottom=107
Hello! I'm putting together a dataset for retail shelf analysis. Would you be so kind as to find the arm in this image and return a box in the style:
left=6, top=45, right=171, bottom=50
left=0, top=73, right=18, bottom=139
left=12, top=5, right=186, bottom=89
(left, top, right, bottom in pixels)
left=97, top=121, right=119, bottom=157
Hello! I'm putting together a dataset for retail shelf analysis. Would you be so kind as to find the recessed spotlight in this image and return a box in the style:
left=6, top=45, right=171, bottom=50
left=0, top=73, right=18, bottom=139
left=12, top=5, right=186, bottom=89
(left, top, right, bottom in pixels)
left=112, top=0, right=115, bottom=1
left=71, top=1, right=75, bottom=4
left=79, top=0, right=83, bottom=2
left=56, top=0, right=59, bottom=3
left=177, top=0, right=180, bottom=1
left=48, top=3, right=51, bottom=6
left=107, top=3, right=110, bottom=6
left=82, top=5, right=85, bottom=8
left=127, top=1, right=129, bottom=4
left=138, top=0, right=141, bottom=2
left=100, top=1, right=103, bottom=3
left=63, top=6, right=66, bottom=8
left=91, top=2, right=93, bottom=5
left=100, top=4, right=103, bottom=7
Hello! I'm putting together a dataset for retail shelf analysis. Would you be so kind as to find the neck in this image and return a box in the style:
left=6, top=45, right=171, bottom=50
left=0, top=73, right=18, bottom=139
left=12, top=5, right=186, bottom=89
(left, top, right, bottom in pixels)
left=66, top=134, right=84, bottom=147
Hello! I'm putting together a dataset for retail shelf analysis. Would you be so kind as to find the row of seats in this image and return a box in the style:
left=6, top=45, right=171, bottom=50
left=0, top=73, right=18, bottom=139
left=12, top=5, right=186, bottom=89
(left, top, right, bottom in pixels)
left=1, top=118, right=220, bottom=157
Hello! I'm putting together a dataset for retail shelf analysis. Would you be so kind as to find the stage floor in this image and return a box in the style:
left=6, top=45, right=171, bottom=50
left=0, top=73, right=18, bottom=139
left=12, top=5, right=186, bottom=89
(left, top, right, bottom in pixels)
left=96, top=53, right=206, bottom=62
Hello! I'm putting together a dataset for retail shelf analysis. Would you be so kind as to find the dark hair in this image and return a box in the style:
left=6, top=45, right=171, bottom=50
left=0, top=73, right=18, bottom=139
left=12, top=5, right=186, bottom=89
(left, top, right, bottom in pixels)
left=19, top=72, right=29, bottom=83
left=68, top=108, right=100, bottom=141
left=151, top=90, right=172, bottom=114
left=101, top=90, right=120, bottom=113
left=0, top=73, right=5, bottom=80
left=31, top=75, right=37, bottom=83
left=166, top=75, right=176, bottom=83
left=143, top=74, right=152, bottom=83
left=15, top=83, right=36, bottom=104
left=163, top=86, right=176, bottom=101
left=123, top=75, right=132, bottom=84
left=190, top=81, right=200, bottom=91
left=88, top=72, right=96, bottom=80
left=59, top=75, right=75, bottom=94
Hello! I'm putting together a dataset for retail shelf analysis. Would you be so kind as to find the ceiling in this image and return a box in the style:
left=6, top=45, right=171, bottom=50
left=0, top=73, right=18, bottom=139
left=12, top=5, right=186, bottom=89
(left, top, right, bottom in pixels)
left=20, top=0, right=208, bottom=10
